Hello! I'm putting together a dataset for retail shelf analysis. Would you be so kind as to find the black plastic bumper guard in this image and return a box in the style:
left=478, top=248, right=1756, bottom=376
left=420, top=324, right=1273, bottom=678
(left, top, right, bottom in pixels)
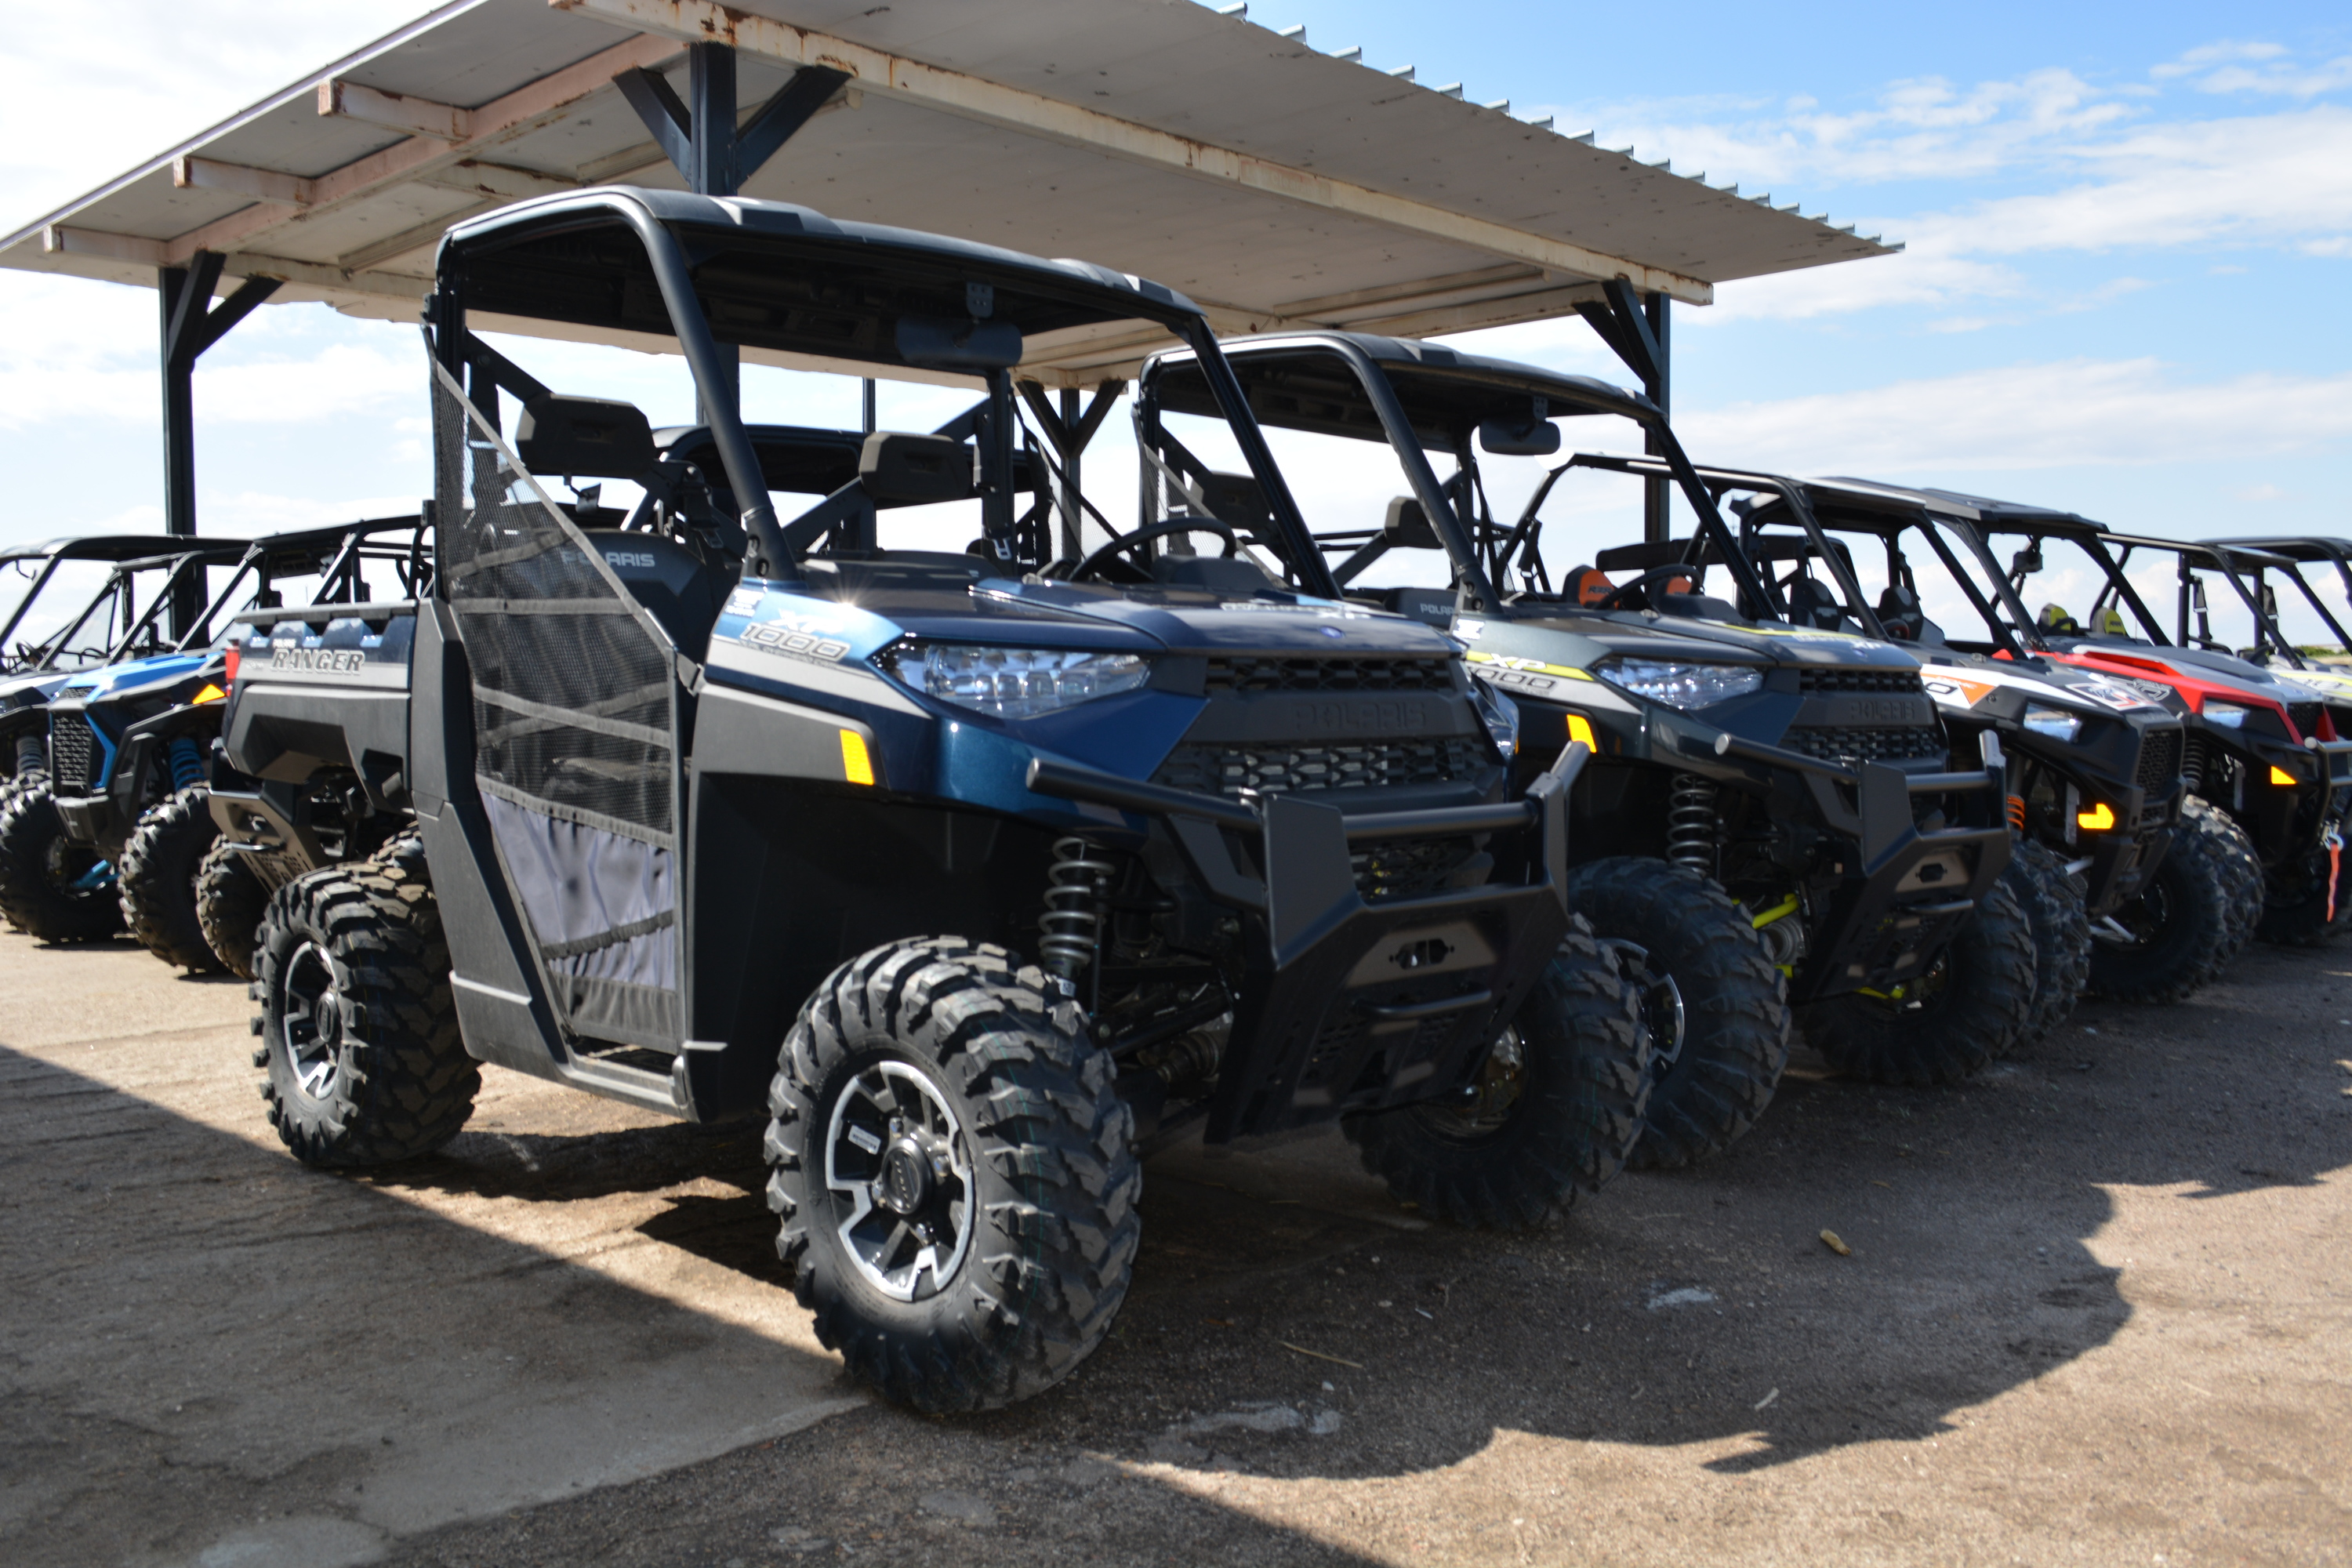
left=1671, top=724, right=2013, bottom=1001
left=1028, top=745, right=1584, bottom=1144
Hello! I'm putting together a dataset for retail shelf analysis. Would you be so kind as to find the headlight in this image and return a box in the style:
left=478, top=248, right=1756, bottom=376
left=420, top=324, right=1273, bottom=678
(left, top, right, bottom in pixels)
left=1471, top=679, right=1521, bottom=757
left=2021, top=703, right=2082, bottom=744
left=2201, top=701, right=2250, bottom=728
left=1603, top=659, right=1764, bottom=710
left=884, top=643, right=1150, bottom=720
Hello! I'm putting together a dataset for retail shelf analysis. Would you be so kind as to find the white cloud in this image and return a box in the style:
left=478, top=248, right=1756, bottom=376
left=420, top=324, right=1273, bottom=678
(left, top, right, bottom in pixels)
left=1905, top=105, right=2352, bottom=255
left=1559, top=67, right=2131, bottom=191
left=1679, top=358, right=2352, bottom=477
left=2154, top=40, right=2352, bottom=98
left=0, top=2, right=425, bottom=227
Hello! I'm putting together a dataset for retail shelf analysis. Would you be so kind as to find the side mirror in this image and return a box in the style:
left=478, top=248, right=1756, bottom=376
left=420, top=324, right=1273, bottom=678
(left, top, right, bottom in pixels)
left=896, top=315, right=1023, bottom=371
left=1477, top=419, right=1561, bottom=457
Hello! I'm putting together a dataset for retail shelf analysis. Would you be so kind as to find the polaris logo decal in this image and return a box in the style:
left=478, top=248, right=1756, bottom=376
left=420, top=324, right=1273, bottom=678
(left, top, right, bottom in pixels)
left=269, top=647, right=366, bottom=674
left=736, top=622, right=851, bottom=664
left=1289, top=699, right=1429, bottom=735
left=604, top=550, right=659, bottom=571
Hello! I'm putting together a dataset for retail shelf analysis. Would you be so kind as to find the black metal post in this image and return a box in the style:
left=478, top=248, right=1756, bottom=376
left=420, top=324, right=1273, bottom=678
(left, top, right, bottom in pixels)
left=1641, top=291, right=1671, bottom=545
left=862, top=379, right=877, bottom=434
left=688, top=44, right=741, bottom=426
left=155, top=251, right=277, bottom=636
left=1058, top=387, right=1083, bottom=560
left=614, top=45, right=851, bottom=432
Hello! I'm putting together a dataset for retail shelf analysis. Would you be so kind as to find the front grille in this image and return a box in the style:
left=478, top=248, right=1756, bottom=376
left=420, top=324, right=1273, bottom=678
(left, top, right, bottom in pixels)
left=2288, top=701, right=2323, bottom=741
left=2136, top=728, right=2183, bottom=796
left=1203, top=655, right=1455, bottom=694
left=48, top=712, right=96, bottom=795
left=1351, top=837, right=1483, bottom=903
left=1155, top=737, right=1483, bottom=796
left=1781, top=724, right=1948, bottom=768
left=1797, top=669, right=1929, bottom=697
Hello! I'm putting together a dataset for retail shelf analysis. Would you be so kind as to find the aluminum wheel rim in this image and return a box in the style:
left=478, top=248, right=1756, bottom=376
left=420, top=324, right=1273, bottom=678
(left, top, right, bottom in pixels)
left=823, top=1059, right=975, bottom=1303
left=279, top=940, right=343, bottom=1103
left=1418, top=1026, right=1526, bottom=1138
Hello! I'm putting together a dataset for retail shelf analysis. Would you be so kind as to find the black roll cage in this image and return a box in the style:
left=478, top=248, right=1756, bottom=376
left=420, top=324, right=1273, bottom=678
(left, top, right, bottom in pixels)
left=1572, top=456, right=2060, bottom=659
left=426, top=188, right=1337, bottom=597
left=2209, top=537, right=2352, bottom=658
left=1133, top=332, right=1773, bottom=616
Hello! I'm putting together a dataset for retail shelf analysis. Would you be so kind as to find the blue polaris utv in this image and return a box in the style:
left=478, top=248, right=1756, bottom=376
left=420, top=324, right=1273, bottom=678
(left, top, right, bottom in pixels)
left=1, top=521, right=426, bottom=964
left=228, top=187, right=1650, bottom=1412
left=0, top=539, right=247, bottom=941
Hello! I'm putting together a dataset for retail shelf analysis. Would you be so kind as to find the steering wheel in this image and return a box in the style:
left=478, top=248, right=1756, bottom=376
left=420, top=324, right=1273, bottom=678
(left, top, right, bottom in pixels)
left=1592, top=564, right=1695, bottom=612
left=1065, top=517, right=1241, bottom=585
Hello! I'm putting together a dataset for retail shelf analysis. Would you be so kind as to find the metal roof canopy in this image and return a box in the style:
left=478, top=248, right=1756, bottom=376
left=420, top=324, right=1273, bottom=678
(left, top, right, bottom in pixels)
left=1, top=0, right=1897, bottom=569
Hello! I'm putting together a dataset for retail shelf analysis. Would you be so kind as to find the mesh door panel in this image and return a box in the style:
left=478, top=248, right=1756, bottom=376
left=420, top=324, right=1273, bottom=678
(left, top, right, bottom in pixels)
left=434, top=367, right=684, bottom=1048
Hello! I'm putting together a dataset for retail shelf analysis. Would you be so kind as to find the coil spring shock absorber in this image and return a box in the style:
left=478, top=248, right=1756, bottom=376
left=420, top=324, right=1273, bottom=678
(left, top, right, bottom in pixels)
left=13, top=733, right=44, bottom=778
left=168, top=735, right=206, bottom=793
left=1040, top=835, right=1116, bottom=983
left=1666, top=772, right=1719, bottom=876
left=2006, top=794, right=2027, bottom=832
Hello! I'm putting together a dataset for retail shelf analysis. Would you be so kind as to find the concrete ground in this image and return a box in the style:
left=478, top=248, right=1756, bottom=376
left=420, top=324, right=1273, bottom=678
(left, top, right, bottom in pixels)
left=2, top=928, right=2347, bottom=1567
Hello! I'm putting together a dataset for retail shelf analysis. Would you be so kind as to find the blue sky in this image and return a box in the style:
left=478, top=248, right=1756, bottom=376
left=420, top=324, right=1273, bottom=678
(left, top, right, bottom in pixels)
left=0, top=0, right=2347, bottom=618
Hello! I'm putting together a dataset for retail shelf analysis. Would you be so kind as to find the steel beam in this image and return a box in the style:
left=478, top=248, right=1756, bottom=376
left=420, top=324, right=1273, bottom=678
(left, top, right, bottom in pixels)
left=84, top=34, right=682, bottom=270
left=553, top=0, right=1715, bottom=305
left=156, top=254, right=278, bottom=633
left=1576, top=281, right=1674, bottom=543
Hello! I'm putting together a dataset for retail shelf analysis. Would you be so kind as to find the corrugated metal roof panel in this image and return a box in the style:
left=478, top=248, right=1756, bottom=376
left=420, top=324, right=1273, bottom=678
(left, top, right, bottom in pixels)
left=1, top=0, right=1896, bottom=376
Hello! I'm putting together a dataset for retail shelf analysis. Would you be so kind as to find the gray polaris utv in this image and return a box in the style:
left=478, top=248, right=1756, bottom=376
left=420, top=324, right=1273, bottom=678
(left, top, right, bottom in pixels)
left=1137, top=332, right=2028, bottom=1163
left=229, top=187, right=1649, bottom=1412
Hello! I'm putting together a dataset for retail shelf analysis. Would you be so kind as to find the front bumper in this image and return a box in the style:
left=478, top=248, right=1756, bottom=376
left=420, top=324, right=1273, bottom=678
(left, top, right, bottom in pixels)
left=1686, top=727, right=2011, bottom=1001
left=1028, top=747, right=1578, bottom=1143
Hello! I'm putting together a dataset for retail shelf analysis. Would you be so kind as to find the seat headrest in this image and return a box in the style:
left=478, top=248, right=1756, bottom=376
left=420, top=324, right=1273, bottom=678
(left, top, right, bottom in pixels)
left=1154, top=555, right=1276, bottom=593
left=860, top=432, right=975, bottom=505
left=1385, top=496, right=1440, bottom=549
left=516, top=395, right=656, bottom=481
left=1562, top=565, right=1615, bottom=606
left=1196, top=473, right=1270, bottom=531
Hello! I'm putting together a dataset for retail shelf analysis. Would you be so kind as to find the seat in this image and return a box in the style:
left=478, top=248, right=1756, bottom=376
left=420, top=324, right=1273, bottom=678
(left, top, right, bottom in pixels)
left=1784, top=575, right=1846, bottom=630
left=583, top=531, right=726, bottom=660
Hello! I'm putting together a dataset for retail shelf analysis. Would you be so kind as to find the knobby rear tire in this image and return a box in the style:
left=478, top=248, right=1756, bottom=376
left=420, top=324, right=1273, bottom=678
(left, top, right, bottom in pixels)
left=252, top=839, right=475, bottom=1167
left=196, top=834, right=272, bottom=981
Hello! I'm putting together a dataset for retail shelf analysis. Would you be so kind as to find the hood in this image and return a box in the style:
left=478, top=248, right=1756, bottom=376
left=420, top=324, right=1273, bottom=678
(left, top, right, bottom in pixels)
left=717, top=572, right=1460, bottom=663
left=53, top=650, right=220, bottom=704
left=0, top=670, right=71, bottom=713
left=1913, top=650, right=2174, bottom=727
left=1457, top=609, right=1926, bottom=680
